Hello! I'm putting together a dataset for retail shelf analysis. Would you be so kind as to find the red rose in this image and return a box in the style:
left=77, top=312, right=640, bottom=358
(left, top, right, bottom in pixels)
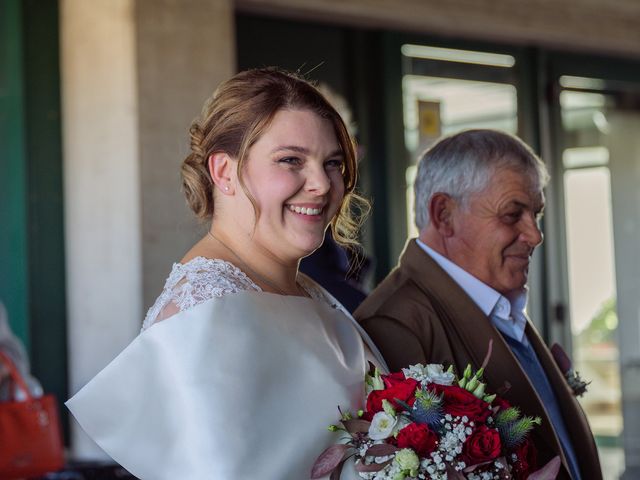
left=383, top=372, right=407, bottom=388
left=512, top=438, right=538, bottom=479
left=366, top=377, right=419, bottom=414
left=396, top=422, right=438, bottom=457
left=429, top=384, right=491, bottom=423
left=463, top=425, right=502, bottom=466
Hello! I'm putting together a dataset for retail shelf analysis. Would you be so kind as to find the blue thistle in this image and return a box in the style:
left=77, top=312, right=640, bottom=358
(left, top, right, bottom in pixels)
left=411, top=388, right=444, bottom=430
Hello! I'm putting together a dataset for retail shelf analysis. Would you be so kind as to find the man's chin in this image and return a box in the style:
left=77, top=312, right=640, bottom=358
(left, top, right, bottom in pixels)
left=511, top=273, right=529, bottom=291
left=497, top=271, right=529, bottom=295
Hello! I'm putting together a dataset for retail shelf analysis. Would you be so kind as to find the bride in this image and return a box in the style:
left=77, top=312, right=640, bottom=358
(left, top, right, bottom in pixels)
left=67, top=68, right=387, bottom=479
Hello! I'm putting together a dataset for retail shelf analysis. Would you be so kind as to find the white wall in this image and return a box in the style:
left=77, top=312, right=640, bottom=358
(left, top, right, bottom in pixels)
left=136, top=0, right=236, bottom=307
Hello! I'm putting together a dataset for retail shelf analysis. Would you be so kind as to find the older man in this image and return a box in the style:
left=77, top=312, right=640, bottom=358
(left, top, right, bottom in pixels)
left=356, top=130, right=601, bottom=479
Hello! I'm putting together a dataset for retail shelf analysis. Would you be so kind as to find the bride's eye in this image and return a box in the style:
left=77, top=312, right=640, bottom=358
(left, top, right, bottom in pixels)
left=278, top=156, right=302, bottom=166
left=324, top=159, right=344, bottom=170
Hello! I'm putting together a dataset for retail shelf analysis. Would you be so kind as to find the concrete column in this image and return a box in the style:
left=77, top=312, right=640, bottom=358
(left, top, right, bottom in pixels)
left=61, top=0, right=235, bottom=459
left=61, top=0, right=142, bottom=459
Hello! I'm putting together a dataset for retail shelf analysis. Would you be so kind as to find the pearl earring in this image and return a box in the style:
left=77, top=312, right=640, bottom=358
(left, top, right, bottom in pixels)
left=224, top=186, right=230, bottom=191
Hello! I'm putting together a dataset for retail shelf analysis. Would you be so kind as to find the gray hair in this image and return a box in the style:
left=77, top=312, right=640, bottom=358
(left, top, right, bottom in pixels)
left=414, top=129, right=549, bottom=230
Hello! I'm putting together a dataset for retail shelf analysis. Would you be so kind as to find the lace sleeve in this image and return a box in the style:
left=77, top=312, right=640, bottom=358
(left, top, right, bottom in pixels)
left=142, top=258, right=261, bottom=331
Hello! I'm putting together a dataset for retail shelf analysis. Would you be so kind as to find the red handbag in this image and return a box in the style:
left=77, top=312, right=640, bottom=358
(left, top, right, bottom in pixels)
left=0, top=351, right=65, bottom=479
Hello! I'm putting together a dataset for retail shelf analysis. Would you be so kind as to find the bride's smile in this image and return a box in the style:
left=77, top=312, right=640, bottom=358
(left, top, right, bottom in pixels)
left=286, top=204, right=324, bottom=217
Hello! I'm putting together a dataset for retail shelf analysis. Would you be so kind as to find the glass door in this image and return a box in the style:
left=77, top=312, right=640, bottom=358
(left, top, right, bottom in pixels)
left=554, top=75, right=640, bottom=479
left=400, top=45, right=519, bottom=238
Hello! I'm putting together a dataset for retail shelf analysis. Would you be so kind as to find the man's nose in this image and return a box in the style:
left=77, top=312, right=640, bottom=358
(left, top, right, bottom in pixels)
left=521, top=214, right=544, bottom=247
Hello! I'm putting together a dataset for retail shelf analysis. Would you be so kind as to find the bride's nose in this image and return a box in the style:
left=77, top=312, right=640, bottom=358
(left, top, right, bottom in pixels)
left=304, top=165, right=331, bottom=195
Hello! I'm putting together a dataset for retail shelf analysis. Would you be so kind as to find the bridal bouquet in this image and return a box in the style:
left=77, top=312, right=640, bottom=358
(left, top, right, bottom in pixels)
left=312, top=357, right=560, bottom=480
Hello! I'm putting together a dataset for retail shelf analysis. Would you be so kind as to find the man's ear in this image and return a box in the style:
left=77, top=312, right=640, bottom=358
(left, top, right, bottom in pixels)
left=429, top=192, right=455, bottom=236
left=208, top=152, right=235, bottom=195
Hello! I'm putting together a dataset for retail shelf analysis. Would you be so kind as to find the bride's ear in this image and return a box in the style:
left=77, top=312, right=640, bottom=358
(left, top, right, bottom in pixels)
left=208, top=152, right=235, bottom=195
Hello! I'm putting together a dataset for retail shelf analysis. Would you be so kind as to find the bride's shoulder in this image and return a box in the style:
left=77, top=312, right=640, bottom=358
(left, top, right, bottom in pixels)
left=297, top=273, right=342, bottom=310
left=142, top=257, right=261, bottom=330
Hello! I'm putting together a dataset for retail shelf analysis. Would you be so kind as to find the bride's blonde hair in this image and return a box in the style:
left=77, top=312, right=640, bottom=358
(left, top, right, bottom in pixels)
left=181, top=67, right=367, bottom=247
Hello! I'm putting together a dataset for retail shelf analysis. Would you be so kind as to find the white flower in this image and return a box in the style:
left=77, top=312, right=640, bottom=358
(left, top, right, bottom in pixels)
left=402, top=363, right=456, bottom=386
left=369, top=411, right=398, bottom=440
left=425, top=364, right=456, bottom=385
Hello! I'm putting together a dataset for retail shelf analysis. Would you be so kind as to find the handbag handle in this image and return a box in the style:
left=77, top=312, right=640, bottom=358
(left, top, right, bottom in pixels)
left=0, top=350, right=33, bottom=401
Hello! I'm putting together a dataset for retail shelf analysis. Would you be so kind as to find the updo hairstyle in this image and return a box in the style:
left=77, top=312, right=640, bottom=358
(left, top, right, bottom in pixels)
left=181, top=67, right=365, bottom=247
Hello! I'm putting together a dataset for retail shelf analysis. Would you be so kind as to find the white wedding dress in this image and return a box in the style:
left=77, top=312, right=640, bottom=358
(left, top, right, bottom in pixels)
left=67, top=257, right=387, bottom=480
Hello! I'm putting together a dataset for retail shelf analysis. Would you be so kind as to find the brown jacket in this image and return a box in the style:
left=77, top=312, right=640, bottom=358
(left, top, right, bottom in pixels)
left=355, top=239, right=602, bottom=480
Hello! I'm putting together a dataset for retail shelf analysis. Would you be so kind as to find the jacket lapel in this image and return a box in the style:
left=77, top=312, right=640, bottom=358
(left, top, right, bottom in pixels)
left=399, top=240, right=567, bottom=467
left=527, top=323, right=601, bottom=477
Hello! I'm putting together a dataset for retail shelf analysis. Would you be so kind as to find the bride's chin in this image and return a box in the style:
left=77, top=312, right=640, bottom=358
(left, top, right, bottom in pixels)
left=293, top=238, right=326, bottom=259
